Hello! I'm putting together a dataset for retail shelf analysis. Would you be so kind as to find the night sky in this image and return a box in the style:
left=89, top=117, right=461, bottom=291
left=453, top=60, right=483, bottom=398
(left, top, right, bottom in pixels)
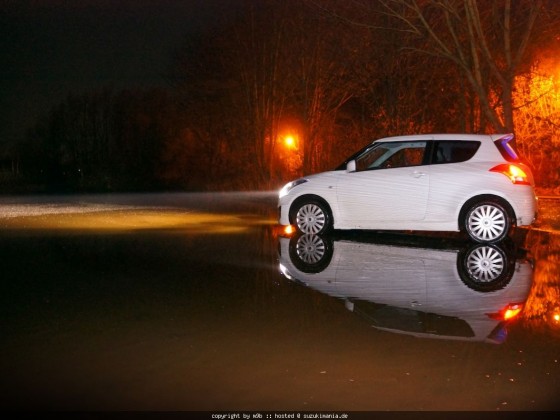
left=0, top=0, right=230, bottom=148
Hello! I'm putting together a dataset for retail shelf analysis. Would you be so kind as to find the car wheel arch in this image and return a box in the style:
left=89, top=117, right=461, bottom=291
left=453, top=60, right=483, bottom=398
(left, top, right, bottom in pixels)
left=457, top=194, right=517, bottom=241
left=289, top=194, right=334, bottom=230
left=458, top=194, right=516, bottom=229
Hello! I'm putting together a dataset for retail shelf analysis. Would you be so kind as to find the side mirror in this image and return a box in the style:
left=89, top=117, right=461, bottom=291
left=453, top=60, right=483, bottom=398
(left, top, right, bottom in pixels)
left=346, top=160, right=356, bottom=172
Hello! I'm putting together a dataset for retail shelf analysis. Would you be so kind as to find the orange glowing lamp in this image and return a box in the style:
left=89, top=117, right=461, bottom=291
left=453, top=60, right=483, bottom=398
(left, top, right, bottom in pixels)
left=284, top=135, right=296, bottom=149
left=487, top=303, right=524, bottom=321
left=283, top=225, right=295, bottom=235
left=490, top=164, right=530, bottom=185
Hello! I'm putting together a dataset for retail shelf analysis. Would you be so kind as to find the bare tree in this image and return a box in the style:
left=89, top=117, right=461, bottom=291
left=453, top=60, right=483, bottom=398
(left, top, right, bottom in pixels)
left=226, top=0, right=292, bottom=186
left=513, top=65, right=560, bottom=187
left=315, top=0, right=545, bottom=133
left=278, top=1, right=371, bottom=174
left=210, top=1, right=365, bottom=180
left=380, top=0, right=545, bottom=133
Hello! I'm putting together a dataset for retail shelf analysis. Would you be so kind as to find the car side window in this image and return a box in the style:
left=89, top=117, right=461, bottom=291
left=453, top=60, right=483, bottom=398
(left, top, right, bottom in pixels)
left=433, top=141, right=480, bottom=164
left=356, top=141, right=427, bottom=171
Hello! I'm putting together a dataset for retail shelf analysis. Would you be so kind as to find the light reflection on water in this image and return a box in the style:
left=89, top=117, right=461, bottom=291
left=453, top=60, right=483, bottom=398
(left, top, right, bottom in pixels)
left=276, top=231, right=536, bottom=344
left=519, top=230, right=560, bottom=331
left=274, top=224, right=560, bottom=344
left=1, top=191, right=558, bottom=338
left=0, top=209, right=271, bottom=234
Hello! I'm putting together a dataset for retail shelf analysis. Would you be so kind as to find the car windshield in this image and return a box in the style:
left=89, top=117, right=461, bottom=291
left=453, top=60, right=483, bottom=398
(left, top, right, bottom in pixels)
left=336, top=141, right=427, bottom=171
left=335, top=142, right=373, bottom=170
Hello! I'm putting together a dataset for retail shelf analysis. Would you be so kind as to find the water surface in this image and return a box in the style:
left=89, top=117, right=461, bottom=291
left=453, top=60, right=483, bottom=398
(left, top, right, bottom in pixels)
left=1, top=193, right=558, bottom=411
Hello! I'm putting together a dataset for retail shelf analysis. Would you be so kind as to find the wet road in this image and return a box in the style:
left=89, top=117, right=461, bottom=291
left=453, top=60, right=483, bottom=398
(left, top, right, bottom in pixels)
left=1, top=192, right=559, bottom=411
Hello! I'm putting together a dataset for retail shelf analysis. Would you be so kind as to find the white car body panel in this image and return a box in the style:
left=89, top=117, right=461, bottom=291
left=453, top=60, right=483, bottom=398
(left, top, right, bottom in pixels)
left=336, top=166, right=429, bottom=225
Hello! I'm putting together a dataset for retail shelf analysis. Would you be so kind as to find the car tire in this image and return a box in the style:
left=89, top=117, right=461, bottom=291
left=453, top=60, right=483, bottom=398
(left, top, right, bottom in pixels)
left=291, top=197, right=332, bottom=235
left=464, top=200, right=511, bottom=243
left=457, top=243, right=514, bottom=292
left=288, top=234, right=333, bottom=274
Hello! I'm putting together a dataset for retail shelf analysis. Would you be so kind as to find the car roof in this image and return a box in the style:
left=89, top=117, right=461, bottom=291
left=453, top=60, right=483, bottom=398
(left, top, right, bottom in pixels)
left=374, top=133, right=512, bottom=143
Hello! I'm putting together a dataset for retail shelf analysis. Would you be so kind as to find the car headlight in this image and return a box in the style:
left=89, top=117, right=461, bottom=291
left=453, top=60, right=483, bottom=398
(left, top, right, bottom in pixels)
left=279, top=178, right=308, bottom=198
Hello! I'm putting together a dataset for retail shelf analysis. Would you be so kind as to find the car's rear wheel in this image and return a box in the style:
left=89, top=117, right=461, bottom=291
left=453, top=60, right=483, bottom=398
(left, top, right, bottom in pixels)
left=457, top=243, right=514, bottom=292
left=292, top=198, right=332, bottom=235
left=464, top=200, right=510, bottom=243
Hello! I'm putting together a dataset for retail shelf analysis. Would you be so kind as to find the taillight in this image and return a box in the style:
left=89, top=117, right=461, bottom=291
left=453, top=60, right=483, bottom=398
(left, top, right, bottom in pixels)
left=490, top=164, right=530, bottom=185
left=487, top=303, right=524, bottom=321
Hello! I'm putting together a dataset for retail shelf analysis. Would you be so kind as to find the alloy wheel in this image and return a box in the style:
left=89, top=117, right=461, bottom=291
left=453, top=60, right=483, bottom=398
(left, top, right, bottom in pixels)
left=295, top=234, right=327, bottom=264
left=465, top=245, right=505, bottom=283
left=296, top=203, right=327, bottom=234
left=466, top=203, right=508, bottom=243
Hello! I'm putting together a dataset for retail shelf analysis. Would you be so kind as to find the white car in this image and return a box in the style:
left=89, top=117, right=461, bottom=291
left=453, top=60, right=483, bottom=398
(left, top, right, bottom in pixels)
left=278, top=233, right=533, bottom=343
left=279, top=134, right=537, bottom=243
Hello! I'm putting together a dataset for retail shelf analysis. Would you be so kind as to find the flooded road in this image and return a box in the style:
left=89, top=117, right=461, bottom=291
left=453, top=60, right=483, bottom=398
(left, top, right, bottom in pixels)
left=1, top=193, right=559, bottom=411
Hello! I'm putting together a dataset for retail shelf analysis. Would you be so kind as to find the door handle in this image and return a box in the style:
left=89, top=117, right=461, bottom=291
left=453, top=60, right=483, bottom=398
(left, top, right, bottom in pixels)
left=412, top=171, right=427, bottom=178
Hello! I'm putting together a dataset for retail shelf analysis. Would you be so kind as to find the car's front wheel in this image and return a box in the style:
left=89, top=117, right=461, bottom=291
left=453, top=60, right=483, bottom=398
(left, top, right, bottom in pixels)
left=291, top=198, right=332, bottom=235
left=288, top=234, right=333, bottom=274
left=464, top=200, right=511, bottom=243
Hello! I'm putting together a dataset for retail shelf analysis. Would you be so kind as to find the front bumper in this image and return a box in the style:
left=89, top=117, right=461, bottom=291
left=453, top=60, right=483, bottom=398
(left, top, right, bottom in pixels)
left=278, top=204, right=290, bottom=226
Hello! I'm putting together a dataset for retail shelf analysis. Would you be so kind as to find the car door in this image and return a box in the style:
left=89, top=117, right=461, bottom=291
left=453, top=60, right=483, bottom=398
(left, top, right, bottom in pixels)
left=336, top=141, right=429, bottom=226
left=424, top=140, right=482, bottom=221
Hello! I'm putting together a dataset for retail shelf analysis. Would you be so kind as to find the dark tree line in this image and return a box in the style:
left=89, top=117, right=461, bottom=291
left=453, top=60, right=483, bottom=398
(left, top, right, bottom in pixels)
left=18, top=88, right=183, bottom=192
left=4, top=0, right=560, bottom=193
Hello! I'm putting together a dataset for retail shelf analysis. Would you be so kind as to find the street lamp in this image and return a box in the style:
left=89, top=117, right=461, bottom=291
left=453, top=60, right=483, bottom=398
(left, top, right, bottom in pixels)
left=284, top=135, right=296, bottom=150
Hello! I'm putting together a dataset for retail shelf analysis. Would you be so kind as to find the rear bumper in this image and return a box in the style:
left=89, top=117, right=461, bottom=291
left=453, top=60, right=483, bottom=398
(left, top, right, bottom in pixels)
left=513, top=191, right=538, bottom=227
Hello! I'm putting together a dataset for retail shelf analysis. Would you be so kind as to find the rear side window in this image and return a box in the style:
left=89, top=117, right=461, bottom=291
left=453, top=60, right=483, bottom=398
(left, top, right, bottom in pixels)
left=432, top=141, right=480, bottom=164
left=494, top=135, right=520, bottom=162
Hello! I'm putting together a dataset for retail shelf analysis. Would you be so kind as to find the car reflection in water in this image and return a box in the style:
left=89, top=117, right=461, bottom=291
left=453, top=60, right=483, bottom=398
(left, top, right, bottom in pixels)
left=278, top=232, right=534, bottom=344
